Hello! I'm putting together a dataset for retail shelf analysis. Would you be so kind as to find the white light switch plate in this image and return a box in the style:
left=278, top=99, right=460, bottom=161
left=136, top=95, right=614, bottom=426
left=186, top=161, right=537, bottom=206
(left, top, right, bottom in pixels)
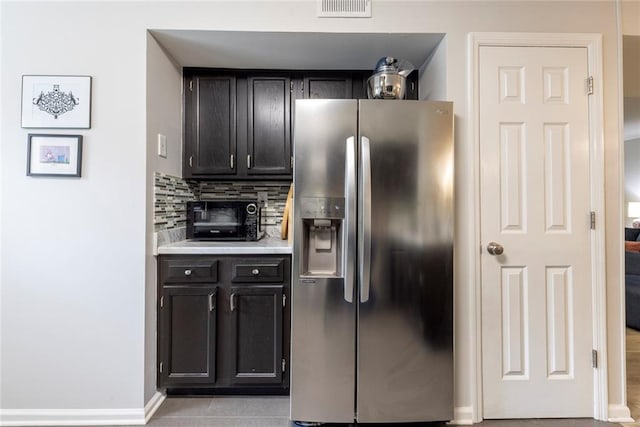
left=157, top=134, right=167, bottom=158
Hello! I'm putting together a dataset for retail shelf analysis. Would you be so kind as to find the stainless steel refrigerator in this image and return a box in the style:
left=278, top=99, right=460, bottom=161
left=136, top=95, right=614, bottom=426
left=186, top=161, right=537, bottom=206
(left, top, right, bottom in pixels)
left=290, top=99, right=454, bottom=424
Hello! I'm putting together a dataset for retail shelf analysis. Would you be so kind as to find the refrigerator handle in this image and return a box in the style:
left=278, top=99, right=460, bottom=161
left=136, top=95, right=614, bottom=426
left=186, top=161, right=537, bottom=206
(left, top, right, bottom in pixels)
left=343, top=136, right=356, bottom=303
left=359, top=136, right=371, bottom=303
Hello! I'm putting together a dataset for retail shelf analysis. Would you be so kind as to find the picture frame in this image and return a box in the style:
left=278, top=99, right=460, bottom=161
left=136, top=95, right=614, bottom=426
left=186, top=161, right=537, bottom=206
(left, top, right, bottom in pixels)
left=27, top=134, right=83, bottom=177
left=21, top=75, right=92, bottom=129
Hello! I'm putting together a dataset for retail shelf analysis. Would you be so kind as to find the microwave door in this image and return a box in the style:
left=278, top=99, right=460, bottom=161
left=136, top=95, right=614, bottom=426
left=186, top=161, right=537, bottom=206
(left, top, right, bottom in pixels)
left=194, top=206, right=244, bottom=239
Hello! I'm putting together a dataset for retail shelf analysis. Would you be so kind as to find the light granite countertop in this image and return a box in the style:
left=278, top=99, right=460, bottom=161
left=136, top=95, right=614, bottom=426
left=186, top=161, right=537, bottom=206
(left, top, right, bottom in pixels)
left=157, top=236, right=292, bottom=255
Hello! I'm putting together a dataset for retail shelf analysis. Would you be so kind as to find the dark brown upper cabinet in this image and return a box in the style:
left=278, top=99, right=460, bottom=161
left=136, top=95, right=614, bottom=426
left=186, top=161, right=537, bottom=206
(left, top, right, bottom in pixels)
left=184, top=75, right=236, bottom=177
left=247, top=76, right=291, bottom=176
left=303, top=75, right=353, bottom=99
left=183, top=69, right=418, bottom=181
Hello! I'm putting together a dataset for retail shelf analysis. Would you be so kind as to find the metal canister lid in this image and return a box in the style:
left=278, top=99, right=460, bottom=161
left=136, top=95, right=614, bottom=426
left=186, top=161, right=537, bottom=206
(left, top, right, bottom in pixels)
left=374, top=57, right=399, bottom=74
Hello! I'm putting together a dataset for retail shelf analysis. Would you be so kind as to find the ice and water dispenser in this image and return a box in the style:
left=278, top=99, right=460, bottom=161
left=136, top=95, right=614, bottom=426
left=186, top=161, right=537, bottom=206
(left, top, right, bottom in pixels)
left=299, top=197, right=345, bottom=277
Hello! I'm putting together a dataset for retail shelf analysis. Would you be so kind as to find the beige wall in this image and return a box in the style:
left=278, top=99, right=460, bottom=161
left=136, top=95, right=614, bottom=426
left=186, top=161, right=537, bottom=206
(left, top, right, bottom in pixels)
left=622, top=0, right=640, bottom=36
left=144, top=34, right=183, bottom=403
left=0, top=0, right=624, bottom=423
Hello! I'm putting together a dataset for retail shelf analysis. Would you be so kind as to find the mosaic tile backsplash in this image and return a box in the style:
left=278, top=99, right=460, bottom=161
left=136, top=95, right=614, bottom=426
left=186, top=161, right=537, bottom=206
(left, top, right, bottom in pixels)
left=153, top=172, right=291, bottom=238
left=154, top=173, right=197, bottom=231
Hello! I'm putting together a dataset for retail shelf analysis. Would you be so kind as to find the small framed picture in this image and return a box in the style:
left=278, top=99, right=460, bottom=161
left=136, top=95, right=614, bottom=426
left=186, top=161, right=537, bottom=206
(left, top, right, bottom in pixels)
left=21, top=75, right=92, bottom=129
left=27, top=134, right=83, bottom=177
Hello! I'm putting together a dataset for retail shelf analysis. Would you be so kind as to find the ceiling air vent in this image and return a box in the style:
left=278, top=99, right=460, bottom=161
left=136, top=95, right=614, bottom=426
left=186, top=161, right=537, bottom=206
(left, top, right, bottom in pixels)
left=317, top=0, right=372, bottom=18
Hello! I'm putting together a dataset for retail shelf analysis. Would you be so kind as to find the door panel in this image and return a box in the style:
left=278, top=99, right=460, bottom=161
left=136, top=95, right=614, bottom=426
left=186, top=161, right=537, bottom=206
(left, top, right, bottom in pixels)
left=189, top=76, right=236, bottom=175
left=480, top=46, right=593, bottom=418
left=304, top=76, right=353, bottom=99
left=291, top=100, right=358, bottom=423
left=247, top=77, right=291, bottom=175
left=229, top=285, right=283, bottom=384
left=357, top=100, right=454, bottom=423
left=500, top=267, right=528, bottom=378
left=159, top=287, right=216, bottom=386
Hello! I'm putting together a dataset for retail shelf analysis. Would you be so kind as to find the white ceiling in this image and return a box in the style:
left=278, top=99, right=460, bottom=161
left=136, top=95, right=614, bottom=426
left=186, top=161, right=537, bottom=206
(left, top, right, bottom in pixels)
left=150, top=30, right=444, bottom=70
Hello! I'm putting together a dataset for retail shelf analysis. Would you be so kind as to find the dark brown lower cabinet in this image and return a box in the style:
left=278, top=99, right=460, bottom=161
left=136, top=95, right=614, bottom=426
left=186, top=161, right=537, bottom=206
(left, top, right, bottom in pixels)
left=230, top=285, right=284, bottom=385
left=157, top=255, right=290, bottom=394
left=159, top=287, right=217, bottom=386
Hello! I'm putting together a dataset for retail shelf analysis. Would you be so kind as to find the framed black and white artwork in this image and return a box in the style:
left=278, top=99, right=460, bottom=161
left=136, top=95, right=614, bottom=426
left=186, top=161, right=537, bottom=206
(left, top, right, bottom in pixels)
left=27, top=134, right=83, bottom=177
left=21, top=75, right=92, bottom=129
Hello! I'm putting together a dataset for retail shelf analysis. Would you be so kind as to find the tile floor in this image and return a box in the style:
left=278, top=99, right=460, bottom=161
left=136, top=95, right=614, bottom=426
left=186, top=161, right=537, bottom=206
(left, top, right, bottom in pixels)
left=138, top=331, right=640, bottom=426
left=148, top=396, right=291, bottom=426
left=146, top=395, right=620, bottom=427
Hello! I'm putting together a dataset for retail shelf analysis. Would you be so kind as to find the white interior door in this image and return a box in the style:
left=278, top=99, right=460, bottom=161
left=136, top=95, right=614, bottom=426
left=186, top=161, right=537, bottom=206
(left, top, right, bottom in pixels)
left=480, top=46, right=593, bottom=418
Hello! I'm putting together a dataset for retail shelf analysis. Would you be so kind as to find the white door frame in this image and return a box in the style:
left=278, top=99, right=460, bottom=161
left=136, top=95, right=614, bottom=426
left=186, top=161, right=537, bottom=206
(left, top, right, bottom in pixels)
left=469, top=32, right=607, bottom=422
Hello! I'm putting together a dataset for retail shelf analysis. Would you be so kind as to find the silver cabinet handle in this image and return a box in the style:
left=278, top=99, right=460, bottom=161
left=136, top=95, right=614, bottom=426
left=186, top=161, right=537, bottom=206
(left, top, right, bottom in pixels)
left=359, top=136, right=371, bottom=303
left=343, top=136, right=356, bottom=303
left=209, top=293, right=215, bottom=312
left=487, top=242, right=504, bottom=256
left=184, top=269, right=192, bottom=276
left=230, top=293, right=236, bottom=311
left=251, top=268, right=260, bottom=275
left=247, top=154, right=251, bottom=169
left=189, top=156, right=193, bottom=167
left=230, top=154, right=234, bottom=169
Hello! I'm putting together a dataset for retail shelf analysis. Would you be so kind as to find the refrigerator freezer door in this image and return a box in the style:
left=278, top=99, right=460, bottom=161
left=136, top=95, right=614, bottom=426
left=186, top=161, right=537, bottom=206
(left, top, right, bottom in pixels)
left=356, top=100, right=454, bottom=422
left=291, top=100, right=358, bottom=423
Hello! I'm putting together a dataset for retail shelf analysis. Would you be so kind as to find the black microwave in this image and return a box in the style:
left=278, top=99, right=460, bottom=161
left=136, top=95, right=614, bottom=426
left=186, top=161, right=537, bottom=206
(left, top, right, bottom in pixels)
left=186, top=200, right=264, bottom=241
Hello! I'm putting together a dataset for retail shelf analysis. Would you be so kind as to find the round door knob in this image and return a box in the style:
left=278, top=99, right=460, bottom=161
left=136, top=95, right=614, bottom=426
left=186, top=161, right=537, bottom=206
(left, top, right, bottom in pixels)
left=184, top=269, right=192, bottom=276
left=487, top=242, right=504, bottom=256
left=251, top=268, right=260, bottom=275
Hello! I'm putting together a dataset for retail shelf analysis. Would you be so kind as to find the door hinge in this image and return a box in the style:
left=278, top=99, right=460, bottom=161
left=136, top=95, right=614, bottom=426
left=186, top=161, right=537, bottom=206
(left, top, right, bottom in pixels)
left=189, top=80, right=193, bottom=91
left=590, top=211, right=596, bottom=230
left=291, top=156, right=293, bottom=169
left=282, top=358, right=286, bottom=373
left=160, top=296, right=164, bottom=308
left=160, top=362, right=163, bottom=373
left=587, top=76, right=594, bottom=95
left=290, top=81, right=293, bottom=92
left=283, top=294, right=286, bottom=308
left=592, top=349, right=598, bottom=368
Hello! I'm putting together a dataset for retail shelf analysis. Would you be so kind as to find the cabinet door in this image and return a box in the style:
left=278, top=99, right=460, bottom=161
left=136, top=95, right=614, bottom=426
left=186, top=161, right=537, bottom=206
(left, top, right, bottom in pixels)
left=159, top=287, right=217, bottom=386
left=229, top=285, right=284, bottom=384
left=303, top=76, right=353, bottom=99
left=247, top=77, right=291, bottom=176
left=186, top=76, right=236, bottom=176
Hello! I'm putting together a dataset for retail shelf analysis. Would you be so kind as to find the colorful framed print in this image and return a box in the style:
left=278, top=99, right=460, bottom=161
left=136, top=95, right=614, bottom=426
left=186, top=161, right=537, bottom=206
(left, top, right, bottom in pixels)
left=27, top=134, right=83, bottom=177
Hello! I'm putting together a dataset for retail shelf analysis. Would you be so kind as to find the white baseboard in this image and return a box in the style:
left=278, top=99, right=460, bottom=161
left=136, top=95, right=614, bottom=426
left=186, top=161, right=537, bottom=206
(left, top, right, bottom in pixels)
left=608, top=404, right=634, bottom=423
left=0, top=391, right=166, bottom=426
left=0, top=408, right=145, bottom=426
left=144, top=391, right=165, bottom=423
left=448, top=406, right=474, bottom=425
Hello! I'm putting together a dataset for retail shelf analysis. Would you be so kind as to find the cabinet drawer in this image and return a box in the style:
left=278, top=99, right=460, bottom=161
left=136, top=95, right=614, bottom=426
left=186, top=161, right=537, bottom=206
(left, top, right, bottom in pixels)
left=162, top=259, right=218, bottom=283
left=232, top=259, right=285, bottom=283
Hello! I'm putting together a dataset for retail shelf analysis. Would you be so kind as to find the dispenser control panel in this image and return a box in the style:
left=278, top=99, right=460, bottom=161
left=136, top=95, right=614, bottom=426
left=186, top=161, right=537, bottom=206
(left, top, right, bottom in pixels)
left=299, top=197, right=345, bottom=219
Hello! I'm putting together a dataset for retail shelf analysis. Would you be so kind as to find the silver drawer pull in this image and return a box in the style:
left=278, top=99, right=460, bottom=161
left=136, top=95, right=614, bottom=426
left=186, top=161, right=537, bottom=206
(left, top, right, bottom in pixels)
left=251, top=268, right=260, bottom=275
left=184, top=269, right=192, bottom=276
